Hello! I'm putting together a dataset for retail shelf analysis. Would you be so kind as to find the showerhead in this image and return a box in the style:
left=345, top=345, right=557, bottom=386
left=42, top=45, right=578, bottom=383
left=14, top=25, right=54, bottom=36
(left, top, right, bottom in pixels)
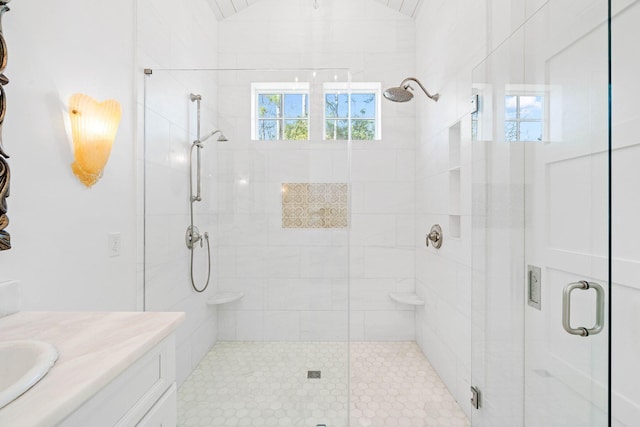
left=198, top=129, right=228, bottom=144
left=216, top=133, right=229, bottom=142
left=383, top=86, right=414, bottom=102
left=384, top=77, right=439, bottom=103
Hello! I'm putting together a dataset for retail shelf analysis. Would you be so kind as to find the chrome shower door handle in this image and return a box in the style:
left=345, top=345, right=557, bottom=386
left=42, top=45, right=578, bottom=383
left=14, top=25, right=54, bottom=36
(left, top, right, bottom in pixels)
left=562, top=281, right=605, bottom=337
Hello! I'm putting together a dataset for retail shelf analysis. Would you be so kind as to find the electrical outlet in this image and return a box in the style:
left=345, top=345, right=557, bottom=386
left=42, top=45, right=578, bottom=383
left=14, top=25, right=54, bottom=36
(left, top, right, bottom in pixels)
left=108, top=232, right=121, bottom=257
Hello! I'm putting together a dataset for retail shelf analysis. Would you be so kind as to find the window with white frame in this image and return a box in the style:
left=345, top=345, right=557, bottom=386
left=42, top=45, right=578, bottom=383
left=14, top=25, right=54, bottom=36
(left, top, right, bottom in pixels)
left=251, top=82, right=310, bottom=140
left=504, top=94, right=544, bottom=142
left=324, top=83, right=381, bottom=140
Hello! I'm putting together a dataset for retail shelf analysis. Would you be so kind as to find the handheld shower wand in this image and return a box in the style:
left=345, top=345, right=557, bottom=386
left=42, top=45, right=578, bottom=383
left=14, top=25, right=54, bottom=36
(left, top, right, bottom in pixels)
left=185, top=93, right=228, bottom=293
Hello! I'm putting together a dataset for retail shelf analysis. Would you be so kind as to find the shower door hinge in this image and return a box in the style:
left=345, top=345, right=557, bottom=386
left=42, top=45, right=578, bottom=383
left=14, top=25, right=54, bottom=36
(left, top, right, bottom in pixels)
left=470, top=94, right=479, bottom=114
left=471, top=386, right=481, bottom=409
left=144, top=68, right=153, bottom=75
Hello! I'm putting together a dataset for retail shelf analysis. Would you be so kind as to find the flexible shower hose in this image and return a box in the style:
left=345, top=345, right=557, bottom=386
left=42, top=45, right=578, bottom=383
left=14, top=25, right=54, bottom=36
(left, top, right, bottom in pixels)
left=189, top=232, right=211, bottom=293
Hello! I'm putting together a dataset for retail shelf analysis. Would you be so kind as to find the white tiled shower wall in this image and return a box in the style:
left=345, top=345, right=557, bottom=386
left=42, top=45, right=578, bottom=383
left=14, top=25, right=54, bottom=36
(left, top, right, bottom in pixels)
left=137, top=0, right=220, bottom=385
left=214, top=0, right=418, bottom=342
left=413, top=0, right=483, bottom=418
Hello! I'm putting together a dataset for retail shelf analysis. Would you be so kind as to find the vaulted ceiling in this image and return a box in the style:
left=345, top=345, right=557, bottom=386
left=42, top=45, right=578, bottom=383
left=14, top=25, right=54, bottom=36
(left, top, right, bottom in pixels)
left=208, top=0, right=424, bottom=20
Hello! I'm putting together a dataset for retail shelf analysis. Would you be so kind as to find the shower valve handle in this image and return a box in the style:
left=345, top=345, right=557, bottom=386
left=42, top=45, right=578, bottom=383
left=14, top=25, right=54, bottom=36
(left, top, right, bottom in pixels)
left=186, top=225, right=202, bottom=249
left=426, top=224, right=443, bottom=249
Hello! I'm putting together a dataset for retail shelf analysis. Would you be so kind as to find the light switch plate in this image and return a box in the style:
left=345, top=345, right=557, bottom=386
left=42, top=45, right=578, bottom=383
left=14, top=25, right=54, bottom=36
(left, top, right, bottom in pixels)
left=108, top=232, right=121, bottom=257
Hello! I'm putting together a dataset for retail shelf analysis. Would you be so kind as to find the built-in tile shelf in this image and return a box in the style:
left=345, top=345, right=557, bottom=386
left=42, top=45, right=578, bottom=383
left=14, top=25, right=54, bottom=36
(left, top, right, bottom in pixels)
left=389, top=292, right=425, bottom=306
left=448, top=122, right=462, bottom=239
left=449, top=122, right=461, bottom=169
left=448, top=169, right=461, bottom=215
left=449, top=215, right=461, bottom=239
left=207, top=293, right=244, bottom=305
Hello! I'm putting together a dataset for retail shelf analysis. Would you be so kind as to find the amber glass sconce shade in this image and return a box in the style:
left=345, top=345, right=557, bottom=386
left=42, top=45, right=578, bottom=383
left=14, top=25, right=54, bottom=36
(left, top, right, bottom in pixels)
left=68, top=93, right=122, bottom=187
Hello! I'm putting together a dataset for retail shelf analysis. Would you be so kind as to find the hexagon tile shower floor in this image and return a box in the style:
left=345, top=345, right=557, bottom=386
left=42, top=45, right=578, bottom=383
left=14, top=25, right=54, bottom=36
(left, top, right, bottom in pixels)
left=177, top=341, right=469, bottom=427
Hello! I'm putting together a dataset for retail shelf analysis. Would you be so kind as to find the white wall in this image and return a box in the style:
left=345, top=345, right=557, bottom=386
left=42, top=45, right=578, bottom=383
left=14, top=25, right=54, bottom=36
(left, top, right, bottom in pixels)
left=214, top=0, right=417, bottom=342
left=0, top=1, right=137, bottom=310
left=0, top=0, right=221, bottom=390
left=137, top=0, right=220, bottom=385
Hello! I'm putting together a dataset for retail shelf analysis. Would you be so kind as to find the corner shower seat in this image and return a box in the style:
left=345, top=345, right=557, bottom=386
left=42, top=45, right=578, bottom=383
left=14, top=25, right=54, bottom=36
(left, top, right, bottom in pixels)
left=388, top=292, right=425, bottom=306
left=206, top=292, right=244, bottom=305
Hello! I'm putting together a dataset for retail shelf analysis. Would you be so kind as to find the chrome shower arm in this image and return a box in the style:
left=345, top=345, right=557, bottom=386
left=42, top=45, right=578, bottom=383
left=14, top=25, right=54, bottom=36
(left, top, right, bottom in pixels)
left=400, top=77, right=440, bottom=102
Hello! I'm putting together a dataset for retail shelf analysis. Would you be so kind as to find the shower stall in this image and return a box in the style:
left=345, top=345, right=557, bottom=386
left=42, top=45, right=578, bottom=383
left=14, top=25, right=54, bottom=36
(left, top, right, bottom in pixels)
left=138, top=0, right=640, bottom=425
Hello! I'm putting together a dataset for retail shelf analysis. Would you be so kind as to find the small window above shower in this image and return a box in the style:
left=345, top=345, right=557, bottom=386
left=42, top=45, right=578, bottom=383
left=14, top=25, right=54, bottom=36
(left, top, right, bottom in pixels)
left=251, top=82, right=310, bottom=141
left=323, top=82, right=381, bottom=141
left=250, top=81, right=381, bottom=142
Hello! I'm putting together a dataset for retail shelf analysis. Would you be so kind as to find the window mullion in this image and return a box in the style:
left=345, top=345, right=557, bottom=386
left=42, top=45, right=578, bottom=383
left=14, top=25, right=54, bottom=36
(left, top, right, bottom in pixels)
left=279, top=94, right=283, bottom=140
left=516, top=95, right=521, bottom=141
left=348, top=90, right=352, bottom=141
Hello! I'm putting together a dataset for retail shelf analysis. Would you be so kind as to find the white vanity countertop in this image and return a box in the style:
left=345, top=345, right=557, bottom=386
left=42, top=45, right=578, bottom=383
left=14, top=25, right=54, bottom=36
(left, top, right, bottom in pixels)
left=0, top=311, right=185, bottom=427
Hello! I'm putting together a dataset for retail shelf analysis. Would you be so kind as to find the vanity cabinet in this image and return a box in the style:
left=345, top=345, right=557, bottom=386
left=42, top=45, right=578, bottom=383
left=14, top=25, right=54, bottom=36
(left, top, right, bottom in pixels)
left=0, top=312, right=184, bottom=427
left=57, top=334, right=178, bottom=427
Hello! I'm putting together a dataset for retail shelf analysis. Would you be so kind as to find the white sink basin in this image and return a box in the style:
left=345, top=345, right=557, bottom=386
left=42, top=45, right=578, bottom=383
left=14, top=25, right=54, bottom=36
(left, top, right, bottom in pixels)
left=0, top=340, right=58, bottom=409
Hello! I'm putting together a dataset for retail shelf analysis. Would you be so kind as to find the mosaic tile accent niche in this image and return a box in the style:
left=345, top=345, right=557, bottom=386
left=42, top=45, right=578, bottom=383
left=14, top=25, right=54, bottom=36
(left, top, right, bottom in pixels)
left=282, top=183, right=348, bottom=228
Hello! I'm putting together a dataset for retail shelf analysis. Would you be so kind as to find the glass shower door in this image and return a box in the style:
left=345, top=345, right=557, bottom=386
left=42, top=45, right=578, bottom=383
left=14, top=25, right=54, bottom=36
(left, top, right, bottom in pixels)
left=144, top=68, right=352, bottom=427
left=470, top=0, right=611, bottom=425
left=522, top=0, right=610, bottom=425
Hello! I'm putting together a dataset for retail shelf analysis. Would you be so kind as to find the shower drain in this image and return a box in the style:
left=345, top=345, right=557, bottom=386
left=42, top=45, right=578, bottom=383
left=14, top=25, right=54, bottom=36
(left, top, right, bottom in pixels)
left=307, top=370, right=321, bottom=379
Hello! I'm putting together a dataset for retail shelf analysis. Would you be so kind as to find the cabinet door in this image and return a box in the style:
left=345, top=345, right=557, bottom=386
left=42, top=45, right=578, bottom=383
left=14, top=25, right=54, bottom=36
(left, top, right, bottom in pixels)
left=136, top=384, right=177, bottom=427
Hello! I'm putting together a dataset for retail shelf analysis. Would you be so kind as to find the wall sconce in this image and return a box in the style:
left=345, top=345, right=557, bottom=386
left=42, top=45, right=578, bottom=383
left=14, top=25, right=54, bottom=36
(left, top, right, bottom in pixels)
left=68, top=93, right=122, bottom=187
